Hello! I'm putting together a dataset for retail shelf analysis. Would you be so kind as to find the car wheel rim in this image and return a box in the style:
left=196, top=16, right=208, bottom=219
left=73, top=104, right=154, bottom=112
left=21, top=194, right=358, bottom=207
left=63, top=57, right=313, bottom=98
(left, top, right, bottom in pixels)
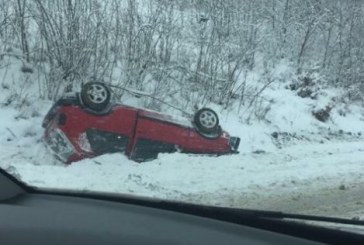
left=87, top=84, right=108, bottom=104
left=199, top=111, right=217, bottom=129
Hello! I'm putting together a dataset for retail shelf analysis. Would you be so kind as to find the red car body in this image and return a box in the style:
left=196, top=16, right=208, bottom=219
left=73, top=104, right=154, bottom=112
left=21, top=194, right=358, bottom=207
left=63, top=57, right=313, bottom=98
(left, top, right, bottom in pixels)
left=42, top=93, right=240, bottom=163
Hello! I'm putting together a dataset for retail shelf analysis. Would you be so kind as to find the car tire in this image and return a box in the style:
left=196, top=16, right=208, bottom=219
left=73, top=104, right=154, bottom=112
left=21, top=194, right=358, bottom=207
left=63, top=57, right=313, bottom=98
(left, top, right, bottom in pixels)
left=194, top=108, right=220, bottom=134
left=80, top=82, right=111, bottom=112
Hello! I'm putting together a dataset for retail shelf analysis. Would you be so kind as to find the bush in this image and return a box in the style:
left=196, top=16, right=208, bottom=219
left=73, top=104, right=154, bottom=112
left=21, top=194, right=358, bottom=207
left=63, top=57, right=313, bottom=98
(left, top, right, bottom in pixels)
left=312, top=106, right=332, bottom=122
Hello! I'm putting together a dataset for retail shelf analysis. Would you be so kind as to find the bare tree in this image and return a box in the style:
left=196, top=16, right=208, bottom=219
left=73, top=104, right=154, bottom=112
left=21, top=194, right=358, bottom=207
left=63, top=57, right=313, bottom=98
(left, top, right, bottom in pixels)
left=1, top=0, right=364, bottom=115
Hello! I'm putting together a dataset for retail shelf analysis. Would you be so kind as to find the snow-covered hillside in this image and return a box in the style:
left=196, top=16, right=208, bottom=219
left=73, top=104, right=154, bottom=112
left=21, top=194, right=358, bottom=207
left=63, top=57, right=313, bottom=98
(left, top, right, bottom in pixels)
left=1, top=55, right=364, bottom=218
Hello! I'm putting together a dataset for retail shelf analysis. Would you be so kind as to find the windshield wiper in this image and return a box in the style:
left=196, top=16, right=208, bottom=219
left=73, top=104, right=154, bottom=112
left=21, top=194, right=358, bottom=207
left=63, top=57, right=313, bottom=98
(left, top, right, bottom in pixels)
left=228, top=209, right=364, bottom=226
left=2, top=168, right=364, bottom=245
left=2, top=166, right=362, bottom=229
left=36, top=186, right=364, bottom=227
left=164, top=202, right=364, bottom=227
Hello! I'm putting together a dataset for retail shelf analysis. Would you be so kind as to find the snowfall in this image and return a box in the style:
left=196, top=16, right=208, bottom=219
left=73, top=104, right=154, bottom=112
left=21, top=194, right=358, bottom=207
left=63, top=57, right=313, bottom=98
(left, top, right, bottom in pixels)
left=1, top=55, right=364, bottom=220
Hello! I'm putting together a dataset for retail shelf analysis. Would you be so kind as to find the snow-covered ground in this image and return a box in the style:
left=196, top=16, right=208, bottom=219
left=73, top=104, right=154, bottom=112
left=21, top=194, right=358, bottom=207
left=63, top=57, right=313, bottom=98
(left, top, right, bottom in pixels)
left=1, top=55, right=364, bottom=219
left=1, top=95, right=364, bottom=219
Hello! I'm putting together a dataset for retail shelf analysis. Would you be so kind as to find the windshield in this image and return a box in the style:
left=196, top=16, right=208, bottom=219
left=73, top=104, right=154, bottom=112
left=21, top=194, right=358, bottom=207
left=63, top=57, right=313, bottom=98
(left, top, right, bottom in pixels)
left=1, top=0, right=364, bottom=222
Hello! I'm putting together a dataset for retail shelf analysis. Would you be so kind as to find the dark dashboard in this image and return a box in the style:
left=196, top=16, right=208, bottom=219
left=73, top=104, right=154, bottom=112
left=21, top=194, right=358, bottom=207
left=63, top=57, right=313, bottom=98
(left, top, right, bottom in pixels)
left=0, top=169, right=363, bottom=245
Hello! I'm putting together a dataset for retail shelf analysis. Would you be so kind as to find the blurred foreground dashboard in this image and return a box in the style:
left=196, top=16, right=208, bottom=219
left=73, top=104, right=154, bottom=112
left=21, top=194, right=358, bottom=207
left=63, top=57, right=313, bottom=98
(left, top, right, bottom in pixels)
left=0, top=169, right=363, bottom=245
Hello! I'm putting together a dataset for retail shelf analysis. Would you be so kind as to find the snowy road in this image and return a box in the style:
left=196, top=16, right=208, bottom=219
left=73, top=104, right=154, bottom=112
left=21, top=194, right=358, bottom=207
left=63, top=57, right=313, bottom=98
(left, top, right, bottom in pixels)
left=1, top=138, right=364, bottom=218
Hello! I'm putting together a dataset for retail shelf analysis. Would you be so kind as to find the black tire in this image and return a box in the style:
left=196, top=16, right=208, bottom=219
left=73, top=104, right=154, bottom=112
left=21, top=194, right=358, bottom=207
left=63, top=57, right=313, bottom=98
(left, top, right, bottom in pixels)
left=194, top=108, right=220, bottom=134
left=80, top=82, right=111, bottom=112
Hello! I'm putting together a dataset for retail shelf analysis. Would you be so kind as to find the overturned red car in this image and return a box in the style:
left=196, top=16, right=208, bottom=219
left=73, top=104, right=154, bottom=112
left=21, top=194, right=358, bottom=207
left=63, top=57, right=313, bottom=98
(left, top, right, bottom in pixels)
left=42, top=82, right=240, bottom=163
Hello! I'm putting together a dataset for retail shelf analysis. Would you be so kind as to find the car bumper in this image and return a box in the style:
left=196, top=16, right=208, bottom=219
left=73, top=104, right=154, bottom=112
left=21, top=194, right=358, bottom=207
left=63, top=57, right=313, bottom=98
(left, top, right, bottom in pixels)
left=44, top=128, right=75, bottom=162
left=229, top=137, right=240, bottom=153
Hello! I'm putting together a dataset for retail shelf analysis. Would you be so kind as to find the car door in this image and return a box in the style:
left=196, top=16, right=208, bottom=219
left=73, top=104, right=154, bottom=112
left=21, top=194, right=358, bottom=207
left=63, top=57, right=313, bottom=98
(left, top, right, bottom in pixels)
left=59, top=105, right=139, bottom=156
left=129, top=110, right=191, bottom=161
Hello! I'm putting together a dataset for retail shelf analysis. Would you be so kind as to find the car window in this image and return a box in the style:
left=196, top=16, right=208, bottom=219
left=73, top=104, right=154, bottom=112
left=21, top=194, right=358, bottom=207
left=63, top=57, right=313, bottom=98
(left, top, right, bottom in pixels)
left=0, top=0, right=364, bottom=222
